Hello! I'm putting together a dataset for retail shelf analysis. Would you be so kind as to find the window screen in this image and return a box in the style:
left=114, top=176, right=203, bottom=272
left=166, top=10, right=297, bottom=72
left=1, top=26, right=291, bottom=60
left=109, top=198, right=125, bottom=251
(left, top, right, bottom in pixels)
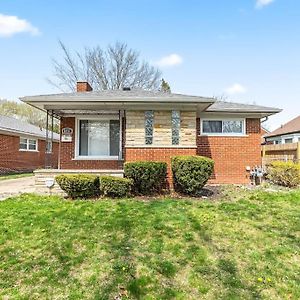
left=203, top=121, right=222, bottom=133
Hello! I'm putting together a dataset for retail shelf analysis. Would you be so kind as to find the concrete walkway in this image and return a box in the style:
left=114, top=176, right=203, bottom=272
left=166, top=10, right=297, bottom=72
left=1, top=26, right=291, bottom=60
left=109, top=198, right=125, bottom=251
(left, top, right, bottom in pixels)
left=0, top=176, right=35, bottom=200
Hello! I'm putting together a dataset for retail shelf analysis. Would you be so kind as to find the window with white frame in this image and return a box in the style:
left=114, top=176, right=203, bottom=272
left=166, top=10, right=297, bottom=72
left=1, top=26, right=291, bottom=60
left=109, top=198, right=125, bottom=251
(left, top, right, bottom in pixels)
left=171, top=110, right=180, bottom=145
left=201, top=119, right=245, bottom=135
left=284, top=138, right=293, bottom=144
left=78, top=119, right=120, bottom=157
left=19, top=137, right=38, bottom=151
left=145, top=111, right=154, bottom=145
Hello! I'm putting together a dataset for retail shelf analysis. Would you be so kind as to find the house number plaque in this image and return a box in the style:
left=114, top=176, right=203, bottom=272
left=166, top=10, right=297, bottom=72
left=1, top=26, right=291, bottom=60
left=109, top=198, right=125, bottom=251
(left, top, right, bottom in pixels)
left=62, top=127, right=73, bottom=142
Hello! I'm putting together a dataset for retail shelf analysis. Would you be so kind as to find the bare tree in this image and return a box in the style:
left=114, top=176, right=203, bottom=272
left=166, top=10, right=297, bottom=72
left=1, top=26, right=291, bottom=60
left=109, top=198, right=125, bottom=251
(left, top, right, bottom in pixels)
left=213, top=93, right=229, bottom=102
left=48, top=41, right=162, bottom=92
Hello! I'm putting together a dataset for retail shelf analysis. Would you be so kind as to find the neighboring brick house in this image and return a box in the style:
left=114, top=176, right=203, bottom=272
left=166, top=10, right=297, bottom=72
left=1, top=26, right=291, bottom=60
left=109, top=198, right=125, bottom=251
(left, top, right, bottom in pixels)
left=21, top=82, right=280, bottom=186
left=0, top=115, right=59, bottom=174
left=264, top=115, right=300, bottom=145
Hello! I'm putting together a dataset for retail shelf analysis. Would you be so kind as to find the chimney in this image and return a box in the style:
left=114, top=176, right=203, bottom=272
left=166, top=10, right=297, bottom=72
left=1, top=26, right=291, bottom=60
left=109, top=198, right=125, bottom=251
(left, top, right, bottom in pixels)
left=76, top=81, right=93, bottom=92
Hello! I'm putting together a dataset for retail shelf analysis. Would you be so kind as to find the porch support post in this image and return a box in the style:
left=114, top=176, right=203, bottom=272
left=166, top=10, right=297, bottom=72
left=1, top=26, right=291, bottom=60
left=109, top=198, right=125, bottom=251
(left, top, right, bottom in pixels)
left=45, top=110, right=49, bottom=168
left=50, top=110, right=54, bottom=168
left=119, top=110, right=123, bottom=160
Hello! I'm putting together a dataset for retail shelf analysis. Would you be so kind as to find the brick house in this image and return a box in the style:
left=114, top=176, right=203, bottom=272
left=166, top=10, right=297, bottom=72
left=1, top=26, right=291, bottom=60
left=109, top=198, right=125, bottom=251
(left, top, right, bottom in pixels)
left=0, top=115, right=59, bottom=174
left=264, top=115, right=300, bottom=144
left=21, top=82, right=280, bottom=189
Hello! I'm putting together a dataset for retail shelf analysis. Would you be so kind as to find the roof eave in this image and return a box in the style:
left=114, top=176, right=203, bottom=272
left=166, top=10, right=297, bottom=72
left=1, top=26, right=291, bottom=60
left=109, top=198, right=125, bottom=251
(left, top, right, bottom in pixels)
left=0, top=127, right=59, bottom=141
left=201, top=109, right=282, bottom=118
left=265, top=130, right=300, bottom=138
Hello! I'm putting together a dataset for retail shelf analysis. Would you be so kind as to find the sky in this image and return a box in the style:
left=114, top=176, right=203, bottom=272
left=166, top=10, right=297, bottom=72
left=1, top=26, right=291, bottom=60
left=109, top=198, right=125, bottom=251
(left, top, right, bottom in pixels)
left=0, top=0, right=299, bottom=130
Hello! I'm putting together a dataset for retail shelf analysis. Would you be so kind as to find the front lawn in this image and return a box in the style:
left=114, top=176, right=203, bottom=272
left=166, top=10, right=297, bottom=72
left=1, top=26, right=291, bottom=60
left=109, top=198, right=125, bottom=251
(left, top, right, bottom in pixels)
left=0, top=190, right=300, bottom=299
left=0, top=172, right=33, bottom=181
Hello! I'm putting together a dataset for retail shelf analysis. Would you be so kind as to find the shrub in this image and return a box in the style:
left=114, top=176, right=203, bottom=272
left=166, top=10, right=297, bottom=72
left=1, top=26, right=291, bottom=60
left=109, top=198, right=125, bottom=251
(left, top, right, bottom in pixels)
left=124, top=161, right=167, bottom=195
left=171, top=155, right=214, bottom=195
left=100, top=176, right=132, bottom=198
left=267, top=161, right=300, bottom=188
left=55, top=174, right=100, bottom=199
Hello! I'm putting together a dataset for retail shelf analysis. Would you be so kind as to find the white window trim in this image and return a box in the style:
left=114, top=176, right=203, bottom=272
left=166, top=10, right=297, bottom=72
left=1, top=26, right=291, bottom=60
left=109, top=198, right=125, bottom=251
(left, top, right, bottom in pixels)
left=74, top=115, right=120, bottom=160
left=200, top=118, right=247, bottom=137
left=19, top=137, right=38, bottom=152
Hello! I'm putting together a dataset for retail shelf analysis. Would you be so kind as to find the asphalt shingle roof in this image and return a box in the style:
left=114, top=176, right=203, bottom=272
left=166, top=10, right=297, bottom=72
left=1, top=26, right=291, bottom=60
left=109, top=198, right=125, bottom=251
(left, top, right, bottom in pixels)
left=21, top=89, right=215, bottom=103
left=207, top=101, right=281, bottom=113
left=0, top=115, right=59, bottom=140
left=265, top=115, right=300, bottom=137
left=21, top=90, right=280, bottom=112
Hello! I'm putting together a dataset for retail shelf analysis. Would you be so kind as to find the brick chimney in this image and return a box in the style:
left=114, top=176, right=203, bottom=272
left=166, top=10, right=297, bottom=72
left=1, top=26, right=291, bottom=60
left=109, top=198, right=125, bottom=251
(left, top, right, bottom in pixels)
left=76, top=81, right=93, bottom=92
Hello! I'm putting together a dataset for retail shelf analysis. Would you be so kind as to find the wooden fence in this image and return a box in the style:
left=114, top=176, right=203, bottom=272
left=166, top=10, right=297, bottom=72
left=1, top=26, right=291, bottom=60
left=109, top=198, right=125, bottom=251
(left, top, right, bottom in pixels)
left=262, top=142, right=300, bottom=166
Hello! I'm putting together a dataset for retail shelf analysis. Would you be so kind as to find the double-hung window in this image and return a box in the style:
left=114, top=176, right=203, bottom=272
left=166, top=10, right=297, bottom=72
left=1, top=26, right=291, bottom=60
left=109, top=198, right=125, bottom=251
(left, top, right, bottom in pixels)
left=78, top=119, right=120, bottom=157
left=202, top=119, right=245, bottom=135
left=19, top=137, right=38, bottom=151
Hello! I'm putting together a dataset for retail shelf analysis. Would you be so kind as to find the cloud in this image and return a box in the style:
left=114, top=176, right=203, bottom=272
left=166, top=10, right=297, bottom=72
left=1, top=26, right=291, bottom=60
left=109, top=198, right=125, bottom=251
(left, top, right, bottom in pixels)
left=155, top=54, right=183, bottom=67
left=0, top=14, right=40, bottom=37
left=225, top=83, right=247, bottom=95
left=255, top=0, right=275, bottom=9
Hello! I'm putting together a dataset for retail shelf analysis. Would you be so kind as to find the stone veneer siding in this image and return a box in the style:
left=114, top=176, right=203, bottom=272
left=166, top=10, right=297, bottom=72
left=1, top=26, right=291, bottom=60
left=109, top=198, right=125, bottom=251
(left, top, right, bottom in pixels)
left=124, top=110, right=197, bottom=186
left=125, top=111, right=196, bottom=147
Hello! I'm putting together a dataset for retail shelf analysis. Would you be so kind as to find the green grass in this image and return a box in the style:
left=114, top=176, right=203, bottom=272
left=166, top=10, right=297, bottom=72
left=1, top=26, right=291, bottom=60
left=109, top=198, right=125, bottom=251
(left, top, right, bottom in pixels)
left=0, top=189, right=300, bottom=299
left=0, top=172, right=33, bottom=181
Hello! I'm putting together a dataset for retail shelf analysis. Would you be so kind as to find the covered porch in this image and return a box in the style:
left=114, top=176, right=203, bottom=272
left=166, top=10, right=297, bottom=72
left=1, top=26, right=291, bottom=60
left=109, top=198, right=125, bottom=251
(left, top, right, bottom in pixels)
left=43, top=108, right=125, bottom=170
left=35, top=107, right=126, bottom=194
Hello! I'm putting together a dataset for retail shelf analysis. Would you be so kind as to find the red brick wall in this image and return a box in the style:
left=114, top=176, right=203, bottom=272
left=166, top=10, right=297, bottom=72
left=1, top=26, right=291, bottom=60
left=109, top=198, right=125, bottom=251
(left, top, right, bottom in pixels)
left=59, top=116, right=261, bottom=185
left=0, top=133, right=59, bottom=174
left=125, top=147, right=197, bottom=185
left=59, top=117, right=123, bottom=169
left=197, top=118, right=262, bottom=184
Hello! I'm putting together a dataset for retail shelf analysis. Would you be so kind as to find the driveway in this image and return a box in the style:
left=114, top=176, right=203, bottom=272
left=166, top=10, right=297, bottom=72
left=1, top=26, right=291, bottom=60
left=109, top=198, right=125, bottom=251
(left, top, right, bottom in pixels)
left=0, top=176, right=35, bottom=200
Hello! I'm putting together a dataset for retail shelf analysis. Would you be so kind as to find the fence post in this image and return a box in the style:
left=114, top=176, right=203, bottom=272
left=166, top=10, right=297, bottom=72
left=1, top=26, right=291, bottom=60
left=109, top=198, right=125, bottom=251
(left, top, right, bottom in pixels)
left=262, top=145, right=266, bottom=166
left=262, top=145, right=266, bottom=158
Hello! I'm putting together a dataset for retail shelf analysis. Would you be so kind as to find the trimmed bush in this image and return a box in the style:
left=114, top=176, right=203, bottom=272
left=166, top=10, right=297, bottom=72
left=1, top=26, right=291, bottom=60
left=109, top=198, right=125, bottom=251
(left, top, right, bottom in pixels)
left=55, top=174, right=100, bottom=199
left=100, top=176, right=132, bottom=198
left=267, top=161, right=300, bottom=188
left=172, top=155, right=214, bottom=195
left=124, top=161, right=167, bottom=195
